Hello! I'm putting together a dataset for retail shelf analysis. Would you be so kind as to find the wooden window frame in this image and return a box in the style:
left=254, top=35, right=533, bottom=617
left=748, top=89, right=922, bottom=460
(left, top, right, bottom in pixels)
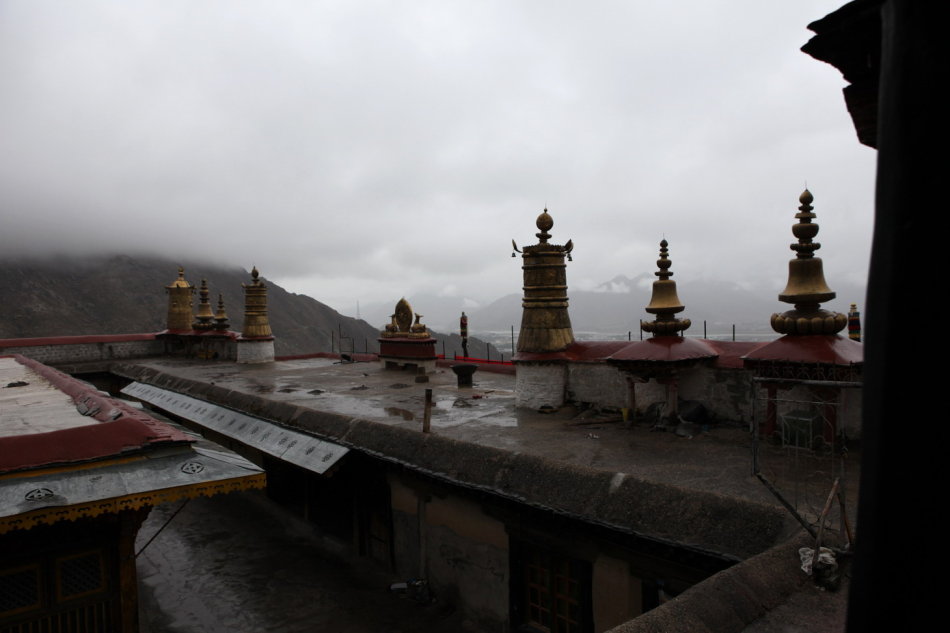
left=0, top=562, right=43, bottom=619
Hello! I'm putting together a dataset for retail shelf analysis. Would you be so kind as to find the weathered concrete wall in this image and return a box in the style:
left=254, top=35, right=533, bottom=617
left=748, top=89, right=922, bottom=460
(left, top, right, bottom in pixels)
left=608, top=367, right=756, bottom=425
left=839, top=386, right=861, bottom=439
left=758, top=382, right=862, bottom=442
left=605, top=534, right=814, bottom=633
left=236, top=339, right=275, bottom=364
left=593, top=555, right=642, bottom=632
left=678, top=367, right=755, bottom=424
left=515, top=363, right=566, bottom=409
left=567, top=363, right=629, bottom=410
left=160, top=335, right=238, bottom=361
left=0, top=338, right=163, bottom=366
left=630, top=379, right=669, bottom=419
left=389, top=475, right=509, bottom=632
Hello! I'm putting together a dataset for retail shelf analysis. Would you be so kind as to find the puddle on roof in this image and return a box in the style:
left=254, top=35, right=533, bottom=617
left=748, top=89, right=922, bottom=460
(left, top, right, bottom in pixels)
left=384, top=407, right=414, bottom=421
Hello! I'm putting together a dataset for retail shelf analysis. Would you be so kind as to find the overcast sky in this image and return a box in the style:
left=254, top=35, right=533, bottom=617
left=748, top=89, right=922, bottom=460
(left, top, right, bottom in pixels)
left=0, top=1, right=876, bottom=316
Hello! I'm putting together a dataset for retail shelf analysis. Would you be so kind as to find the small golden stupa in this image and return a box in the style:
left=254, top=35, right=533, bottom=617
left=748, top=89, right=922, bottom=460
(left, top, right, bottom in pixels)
left=214, top=293, right=230, bottom=331
left=193, top=279, right=216, bottom=330
left=771, top=190, right=847, bottom=335
left=641, top=239, right=691, bottom=337
left=241, top=267, right=273, bottom=338
left=165, top=267, right=195, bottom=332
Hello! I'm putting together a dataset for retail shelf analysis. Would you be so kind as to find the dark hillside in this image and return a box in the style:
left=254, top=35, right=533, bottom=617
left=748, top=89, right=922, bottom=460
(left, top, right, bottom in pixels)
left=0, top=255, right=497, bottom=358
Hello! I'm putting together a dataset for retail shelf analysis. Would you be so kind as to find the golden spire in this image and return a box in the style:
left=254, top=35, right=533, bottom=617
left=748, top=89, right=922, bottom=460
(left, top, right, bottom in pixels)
left=165, top=266, right=194, bottom=332
left=512, top=208, right=575, bottom=353
left=641, top=239, right=691, bottom=336
left=214, top=293, right=230, bottom=331
left=193, top=279, right=215, bottom=330
left=242, top=266, right=273, bottom=338
left=771, top=190, right=847, bottom=335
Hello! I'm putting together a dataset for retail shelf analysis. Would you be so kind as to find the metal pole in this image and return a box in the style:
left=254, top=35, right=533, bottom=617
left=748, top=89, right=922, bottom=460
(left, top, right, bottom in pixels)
left=755, top=473, right=818, bottom=539
left=704, top=320, right=707, bottom=338
left=136, top=500, right=190, bottom=558
left=423, top=389, right=432, bottom=433
left=732, top=324, right=736, bottom=341
left=511, top=326, right=515, bottom=354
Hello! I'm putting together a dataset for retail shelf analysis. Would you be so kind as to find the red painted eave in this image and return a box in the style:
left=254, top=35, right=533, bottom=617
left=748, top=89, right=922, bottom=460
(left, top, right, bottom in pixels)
left=607, top=337, right=719, bottom=363
left=514, top=341, right=629, bottom=363
left=512, top=350, right=571, bottom=362
left=0, top=418, right=191, bottom=473
left=742, top=335, right=863, bottom=366
left=705, top=341, right=768, bottom=369
left=1, top=355, right=193, bottom=474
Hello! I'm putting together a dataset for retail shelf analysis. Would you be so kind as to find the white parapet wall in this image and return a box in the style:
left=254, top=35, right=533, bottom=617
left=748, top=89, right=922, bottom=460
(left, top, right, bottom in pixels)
left=515, top=362, right=567, bottom=409
left=566, top=363, right=629, bottom=410
left=236, top=338, right=275, bottom=364
left=0, top=337, right=164, bottom=366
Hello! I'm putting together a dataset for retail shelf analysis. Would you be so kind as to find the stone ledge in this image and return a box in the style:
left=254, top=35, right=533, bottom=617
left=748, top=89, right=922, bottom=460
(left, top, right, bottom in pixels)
left=111, top=362, right=790, bottom=560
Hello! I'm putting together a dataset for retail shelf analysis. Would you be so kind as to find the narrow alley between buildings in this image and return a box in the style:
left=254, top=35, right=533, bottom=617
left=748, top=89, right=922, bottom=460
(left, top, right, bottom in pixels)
left=136, top=491, right=468, bottom=633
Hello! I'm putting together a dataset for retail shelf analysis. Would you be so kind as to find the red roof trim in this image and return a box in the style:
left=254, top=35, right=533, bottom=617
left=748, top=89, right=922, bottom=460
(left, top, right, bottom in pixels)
left=1, top=356, right=192, bottom=473
left=742, top=335, right=863, bottom=365
left=607, top=336, right=719, bottom=363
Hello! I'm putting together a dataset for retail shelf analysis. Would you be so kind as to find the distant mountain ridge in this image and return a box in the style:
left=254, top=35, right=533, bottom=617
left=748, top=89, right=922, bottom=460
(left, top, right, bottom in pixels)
left=0, top=254, right=496, bottom=359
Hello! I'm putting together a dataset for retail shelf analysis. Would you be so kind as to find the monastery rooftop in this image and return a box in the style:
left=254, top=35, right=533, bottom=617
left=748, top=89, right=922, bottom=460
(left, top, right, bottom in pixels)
left=109, top=355, right=858, bottom=563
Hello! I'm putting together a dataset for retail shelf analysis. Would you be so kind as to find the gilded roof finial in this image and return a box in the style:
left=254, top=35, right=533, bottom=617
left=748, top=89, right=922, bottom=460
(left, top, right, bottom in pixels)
left=214, top=293, right=230, bottom=331
left=512, top=208, right=575, bottom=353
left=193, top=279, right=215, bottom=330
left=166, top=266, right=191, bottom=288
left=165, top=266, right=194, bottom=332
left=641, top=239, right=691, bottom=336
left=242, top=266, right=272, bottom=338
left=771, top=190, right=847, bottom=335
left=536, top=208, right=553, bottom=244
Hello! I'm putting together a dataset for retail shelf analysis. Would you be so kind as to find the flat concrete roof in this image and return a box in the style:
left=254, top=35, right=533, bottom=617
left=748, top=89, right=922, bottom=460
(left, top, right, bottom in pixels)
left=111, top=356, right=859, bottom=562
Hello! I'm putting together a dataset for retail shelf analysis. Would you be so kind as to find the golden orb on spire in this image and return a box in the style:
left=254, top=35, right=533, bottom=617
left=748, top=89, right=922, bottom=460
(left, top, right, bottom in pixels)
left=535, top=208, right=554, bottom=243
left=536, top=208, right=553, bottom=231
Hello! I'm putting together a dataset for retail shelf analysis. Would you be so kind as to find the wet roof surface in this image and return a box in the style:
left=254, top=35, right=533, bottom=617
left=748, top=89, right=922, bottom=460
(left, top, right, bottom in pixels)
left=0, top=356, right=99, bottom=436
left=123, top=356, right=855, bottom=511
left=0, top=355, right=193, bottom=472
